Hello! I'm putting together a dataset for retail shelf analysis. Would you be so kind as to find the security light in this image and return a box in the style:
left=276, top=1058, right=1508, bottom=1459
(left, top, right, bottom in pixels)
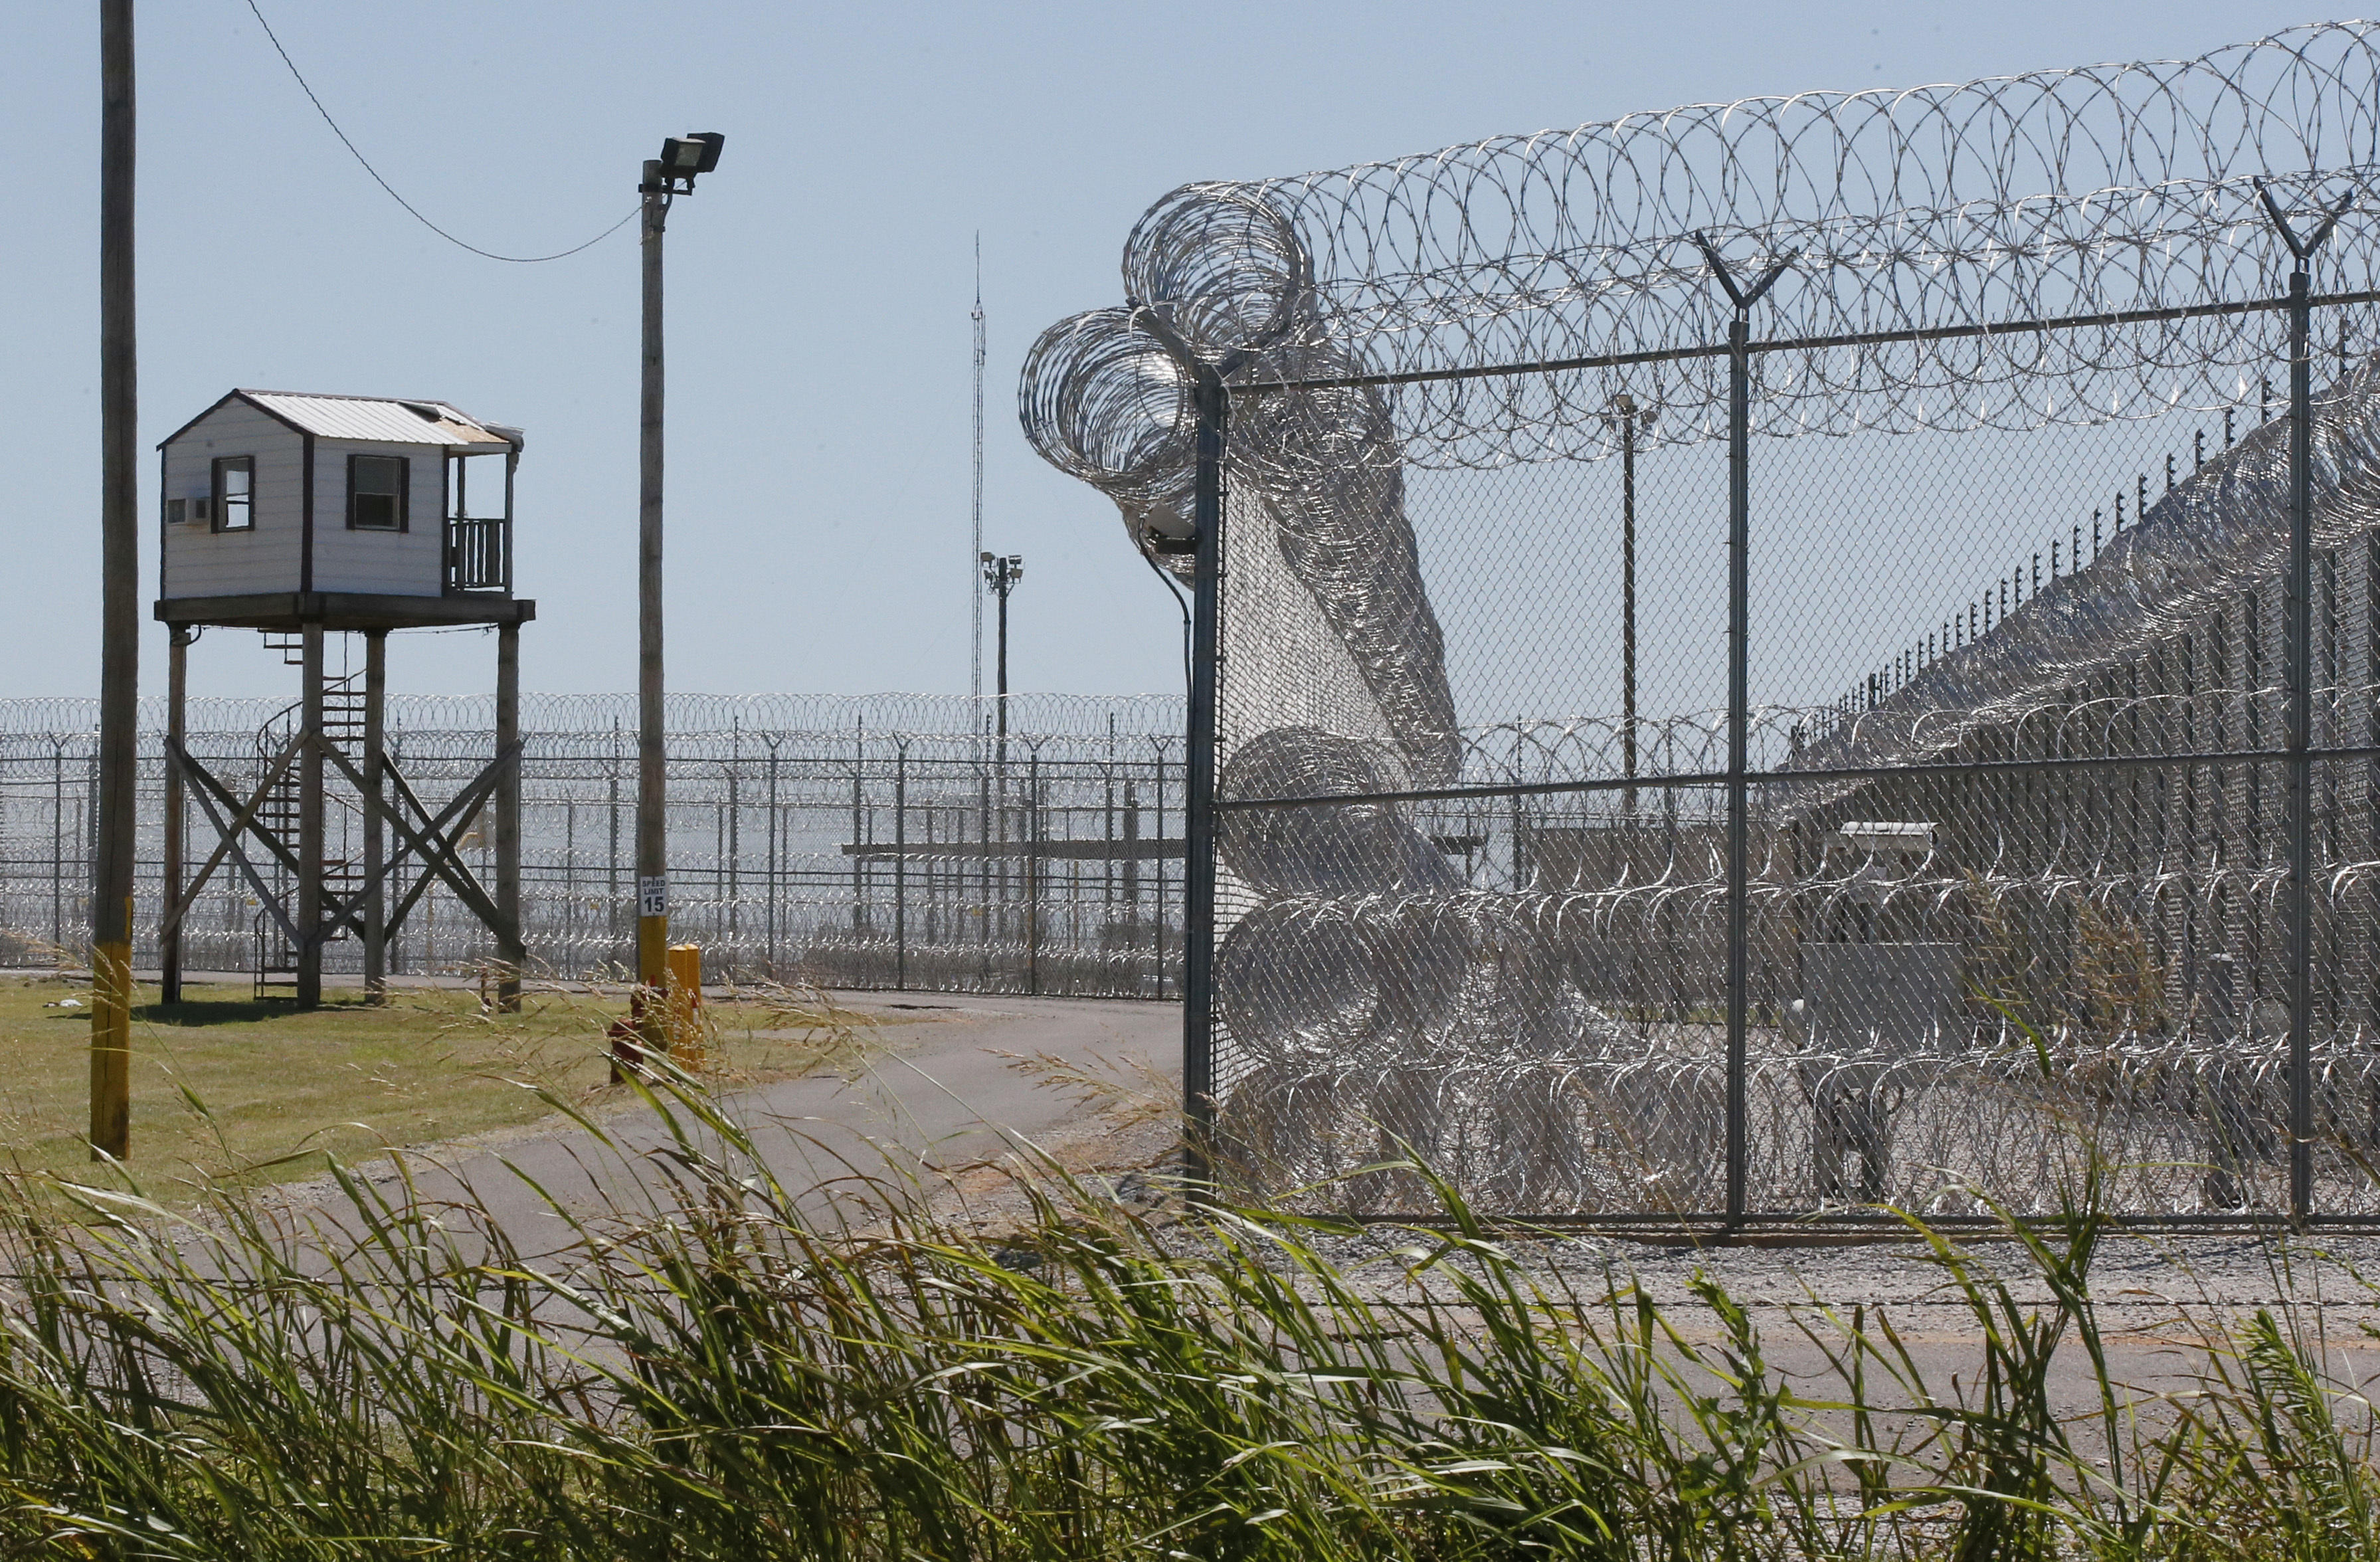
left=661, top=132, right=724, bottom=173
left=646, top=134, right=726, bottom=195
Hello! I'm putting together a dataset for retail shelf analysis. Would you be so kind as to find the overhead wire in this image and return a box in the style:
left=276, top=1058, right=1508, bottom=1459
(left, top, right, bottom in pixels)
left=240, top=0, right=636, bottom=264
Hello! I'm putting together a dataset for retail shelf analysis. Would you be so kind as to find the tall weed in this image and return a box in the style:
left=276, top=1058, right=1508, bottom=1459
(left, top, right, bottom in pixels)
left=0, top=1067, right=2374, bottom=1559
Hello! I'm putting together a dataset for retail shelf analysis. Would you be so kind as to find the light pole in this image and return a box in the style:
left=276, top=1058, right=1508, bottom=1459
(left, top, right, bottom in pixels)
left=1605, top=395, right=1653, bottom=817
left=634, top=131, right=723, bottom=1061
left=980, top=551, right=1024, bottom=949
left=980, top=551, right=1024, bottom=743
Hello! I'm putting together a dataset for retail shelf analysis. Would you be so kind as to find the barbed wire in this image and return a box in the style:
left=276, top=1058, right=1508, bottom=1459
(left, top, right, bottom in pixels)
left=0, top=690, right=1185, bottom=741
left=1210, top=860, right=2380, bottom=1215
left=1016, top=24, right=2380, bottom=1215
left=1030, top=23, right=2380, bottom=470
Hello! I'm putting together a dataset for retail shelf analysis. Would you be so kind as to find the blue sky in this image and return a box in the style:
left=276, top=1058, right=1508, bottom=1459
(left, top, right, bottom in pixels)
left=3, top=1, right=2345, bottom=704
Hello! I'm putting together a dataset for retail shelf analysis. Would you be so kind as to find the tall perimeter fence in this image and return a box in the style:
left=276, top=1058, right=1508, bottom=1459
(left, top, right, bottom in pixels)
left=0, top=692, right=1185, bottom=999
left=1023, top=23, right=2380, bottom=1224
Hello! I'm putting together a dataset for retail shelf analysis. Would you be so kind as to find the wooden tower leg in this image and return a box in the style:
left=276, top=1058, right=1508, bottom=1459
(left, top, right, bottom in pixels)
left=363, top=630, right=387, bottom=1004
left=495, top=620, right=523, bottom=1013
left=296, top=622, right=325, bottom=1009
left=161, top=627, right=189, bottom=1005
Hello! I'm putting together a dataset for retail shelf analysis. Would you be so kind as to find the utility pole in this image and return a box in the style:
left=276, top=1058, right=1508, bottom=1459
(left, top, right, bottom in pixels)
left=634, top=132, right=723, bottom=1058
left=981, top=552, right=1023, bottom=744
left=91, top=0, right=137, bottom=1159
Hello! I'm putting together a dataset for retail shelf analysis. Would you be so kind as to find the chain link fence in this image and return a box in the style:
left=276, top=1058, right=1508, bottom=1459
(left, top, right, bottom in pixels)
left=0, top=691, right=1184, bottom=999
left=1024, top=24, right=2380, bottom=1222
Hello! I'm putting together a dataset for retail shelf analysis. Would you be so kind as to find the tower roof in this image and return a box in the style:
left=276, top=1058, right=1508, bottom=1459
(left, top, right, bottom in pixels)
left=161, top=389, right=522, bottom=451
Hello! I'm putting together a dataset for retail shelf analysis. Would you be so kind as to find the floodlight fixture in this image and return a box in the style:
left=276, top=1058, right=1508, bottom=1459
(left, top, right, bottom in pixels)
left=644, top=132, right=726, bottom=194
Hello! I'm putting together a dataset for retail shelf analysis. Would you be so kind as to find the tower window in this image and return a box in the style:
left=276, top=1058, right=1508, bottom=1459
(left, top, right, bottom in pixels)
left=348, top=454, right=408, bottom=531
left=211, top=456, right=253, bottom=532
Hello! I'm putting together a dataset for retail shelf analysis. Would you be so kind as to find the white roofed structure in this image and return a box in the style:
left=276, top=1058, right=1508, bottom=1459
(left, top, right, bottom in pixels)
left=227, top=390, right=523, bottom=452
left=150, top=387, right=536, bottom=1012
left=155, top=388, right=531, bottom=632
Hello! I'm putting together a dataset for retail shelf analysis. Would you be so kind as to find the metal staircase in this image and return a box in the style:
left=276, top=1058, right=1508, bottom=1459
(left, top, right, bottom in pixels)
left=252, top=671, right=369, bottom=998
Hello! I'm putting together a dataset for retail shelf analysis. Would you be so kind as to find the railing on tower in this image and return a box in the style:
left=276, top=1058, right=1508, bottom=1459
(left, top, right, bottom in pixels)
left=444, top=515, right=509, bottom=594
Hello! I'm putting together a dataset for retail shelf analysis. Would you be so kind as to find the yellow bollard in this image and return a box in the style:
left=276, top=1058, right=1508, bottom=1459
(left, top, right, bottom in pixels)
left=664, top=943, right=711, bottom=1071
left=89, top=904, right=133, bottom=1159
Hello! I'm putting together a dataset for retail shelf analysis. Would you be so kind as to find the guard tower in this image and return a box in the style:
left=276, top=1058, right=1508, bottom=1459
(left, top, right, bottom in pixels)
left=153, top=389, right=535, bottom=1009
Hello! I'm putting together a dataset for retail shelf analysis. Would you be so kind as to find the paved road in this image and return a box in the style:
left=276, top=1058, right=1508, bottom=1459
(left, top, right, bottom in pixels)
left=173, top=984, right=2380, bottom=1430
left=314, top=992, right=1184, bottom=1246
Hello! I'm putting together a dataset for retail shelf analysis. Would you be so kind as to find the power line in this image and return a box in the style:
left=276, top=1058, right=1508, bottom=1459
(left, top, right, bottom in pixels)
left=240, top=0, right=636, bottom=263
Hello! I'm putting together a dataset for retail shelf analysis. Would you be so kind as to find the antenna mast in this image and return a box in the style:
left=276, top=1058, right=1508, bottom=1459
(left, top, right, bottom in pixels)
left=970, top=235, right=986, bottom=706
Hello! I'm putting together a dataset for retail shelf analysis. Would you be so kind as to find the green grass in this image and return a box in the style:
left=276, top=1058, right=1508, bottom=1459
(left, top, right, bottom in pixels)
left=3, top=1075, right=2377, bottom=1560
left=0, top=975, right=872, bottom=1193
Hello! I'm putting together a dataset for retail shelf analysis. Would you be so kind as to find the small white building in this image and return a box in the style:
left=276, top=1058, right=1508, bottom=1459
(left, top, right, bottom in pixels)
left=151, top=389, right=536, bottom=1011
left=157, top=389, right=523, bottom=610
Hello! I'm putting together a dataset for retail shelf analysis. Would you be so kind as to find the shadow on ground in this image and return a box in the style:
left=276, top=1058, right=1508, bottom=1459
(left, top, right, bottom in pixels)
left=134, top=996, right=375, bottom=1026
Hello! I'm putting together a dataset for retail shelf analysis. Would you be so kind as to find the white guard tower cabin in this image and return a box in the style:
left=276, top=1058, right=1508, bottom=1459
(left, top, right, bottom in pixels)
left=153, top=389, right=535, bottom=1011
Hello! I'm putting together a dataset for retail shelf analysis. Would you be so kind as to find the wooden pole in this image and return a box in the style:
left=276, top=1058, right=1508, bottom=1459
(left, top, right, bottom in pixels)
left=160, top=628, right=189, bottom=1005
left=90, top=0, right=138, bottom=1159
left=363, top=629, right=387, bottom=1003
left=495, top=619, right=523, bottom=1011
left=296, top=622, right=325, bottom=1009
left=635, top=175, right=669, bottom=1049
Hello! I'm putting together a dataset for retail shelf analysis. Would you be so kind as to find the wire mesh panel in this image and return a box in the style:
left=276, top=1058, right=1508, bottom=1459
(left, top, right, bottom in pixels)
left=0, top=692, right=1184, bottom=999
left=1021, top=23, right=2380, bottom=1221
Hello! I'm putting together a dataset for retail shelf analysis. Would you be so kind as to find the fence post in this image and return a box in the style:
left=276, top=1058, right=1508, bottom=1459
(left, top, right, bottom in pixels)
left=979, top=730, right=992, bottom=982
left=608, top=720, right=622, bottom=971
left=2368, top=532, right=2379, bottom=1046
left=895, top=740, right=908, bottom=990
left=2288, top=267, right=2315, bottom=1221
left=1027, top=747, right=1042, bottom=995
left=1152, top=741, right=1168, bottom=1001
left=852, top=724, right=866, bottom=935
left=52, top=739, right=66, bottom=947
left=2259, top=181, right=2345, bottom=1222
left=765, top=737, right=780, bottom=977
left=725, top=762, right=740, bottom=971
left=1695, top=231, right=1791, bottom=1229
left=1182, top=373, right=1228, bottom=1183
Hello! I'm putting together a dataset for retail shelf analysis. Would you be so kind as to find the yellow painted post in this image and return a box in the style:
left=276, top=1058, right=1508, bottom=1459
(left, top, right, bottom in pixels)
left=90, top=897, right=132, bottom=1159
left=665, top=943, right=708, bottom=1069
